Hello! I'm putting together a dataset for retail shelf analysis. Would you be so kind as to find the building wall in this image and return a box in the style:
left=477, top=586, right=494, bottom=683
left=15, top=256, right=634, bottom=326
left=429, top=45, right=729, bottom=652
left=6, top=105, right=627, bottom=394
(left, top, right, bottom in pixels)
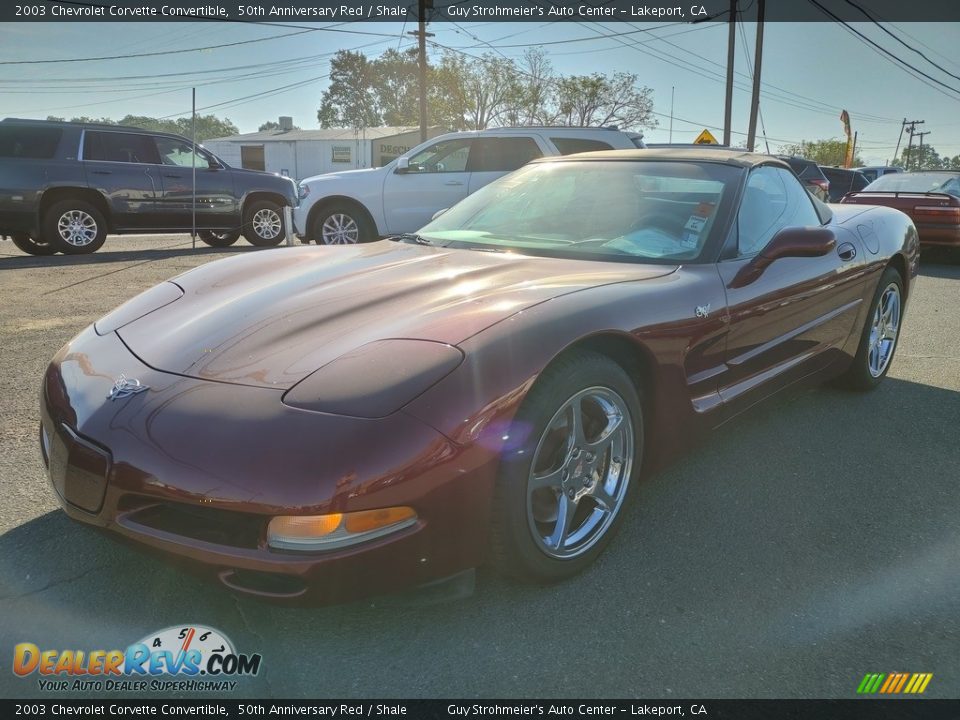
left=372, top=128, right=445, bottom=167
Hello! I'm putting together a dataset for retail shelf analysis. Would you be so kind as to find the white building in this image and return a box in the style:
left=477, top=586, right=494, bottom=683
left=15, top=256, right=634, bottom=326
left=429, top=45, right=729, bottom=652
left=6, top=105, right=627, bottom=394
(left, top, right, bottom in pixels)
left=204, top=117, right=445, bottom=181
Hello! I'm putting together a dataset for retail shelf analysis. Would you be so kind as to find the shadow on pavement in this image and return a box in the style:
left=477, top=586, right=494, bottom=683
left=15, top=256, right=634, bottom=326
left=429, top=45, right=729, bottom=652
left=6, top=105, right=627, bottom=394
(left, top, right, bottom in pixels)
left=1, top=376, right=958, bottom=698
left=0, top=243, right=267, bottom=271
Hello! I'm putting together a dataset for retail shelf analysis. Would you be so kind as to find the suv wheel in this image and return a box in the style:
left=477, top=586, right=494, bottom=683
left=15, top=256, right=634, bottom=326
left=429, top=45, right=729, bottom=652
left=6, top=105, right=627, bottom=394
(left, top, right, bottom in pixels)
left=198, top=230, right=241, bottom=247
left=242, top=201, right=285, bottom=247
left=12, top=234, right=57, bottom=256
left=314, top=203, right=373, bottom=245
left=45, top=200, right=107, bottom=255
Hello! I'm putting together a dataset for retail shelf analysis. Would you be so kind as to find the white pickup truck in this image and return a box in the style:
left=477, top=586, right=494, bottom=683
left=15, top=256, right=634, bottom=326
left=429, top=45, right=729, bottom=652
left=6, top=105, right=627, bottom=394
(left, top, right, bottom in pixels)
left=293, top=126, right=645, bottom=245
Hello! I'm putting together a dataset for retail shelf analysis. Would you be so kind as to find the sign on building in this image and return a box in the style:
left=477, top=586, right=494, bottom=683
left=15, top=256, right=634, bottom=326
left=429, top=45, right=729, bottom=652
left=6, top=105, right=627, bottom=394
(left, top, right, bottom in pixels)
left=331, top=146, right=352, bottom=163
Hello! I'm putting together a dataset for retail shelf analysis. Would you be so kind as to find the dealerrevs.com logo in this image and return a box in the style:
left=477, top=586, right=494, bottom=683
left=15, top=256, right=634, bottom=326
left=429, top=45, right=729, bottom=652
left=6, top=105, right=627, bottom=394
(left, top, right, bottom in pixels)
left=13, top=625, right=262, bottom=692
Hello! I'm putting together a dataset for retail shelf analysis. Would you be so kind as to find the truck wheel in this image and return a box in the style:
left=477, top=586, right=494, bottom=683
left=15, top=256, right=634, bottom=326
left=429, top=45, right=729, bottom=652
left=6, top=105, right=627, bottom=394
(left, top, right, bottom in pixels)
left=313, top=203, right=374, bottom=245
left=198, top=230, right=241, bottom=247
left=44, top=199, right=107, bottom=255
left=12, top=234, right=57, bottom=256
left=242, top=201, right=285, bottom=247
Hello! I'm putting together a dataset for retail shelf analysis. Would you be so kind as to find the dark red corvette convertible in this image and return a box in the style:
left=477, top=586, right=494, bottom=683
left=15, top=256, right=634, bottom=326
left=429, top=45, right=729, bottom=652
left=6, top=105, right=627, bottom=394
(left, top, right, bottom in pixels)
left=41, top=149, right=919, bottom=603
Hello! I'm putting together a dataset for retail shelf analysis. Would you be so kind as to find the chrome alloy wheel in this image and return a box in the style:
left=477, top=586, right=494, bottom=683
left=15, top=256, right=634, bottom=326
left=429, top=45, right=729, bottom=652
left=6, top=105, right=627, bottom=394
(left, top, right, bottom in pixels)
left=868, top=282, right=901, bottom=378
left=321, top=213, right=359, bottom=244
left=57, top=210, right=98, bottom=247
left=252, top=208, right=282, bottom=240
left=527, top=386, right=634, bottom=559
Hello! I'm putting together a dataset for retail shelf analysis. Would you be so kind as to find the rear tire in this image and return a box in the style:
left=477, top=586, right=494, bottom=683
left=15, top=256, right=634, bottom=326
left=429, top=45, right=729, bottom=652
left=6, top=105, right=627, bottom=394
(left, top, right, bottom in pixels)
left=198, top=229, right=241, bottom=247
left=44, top=199, right=107, bottom=255
left=12, top=234, right=56, bottom=256
left=489, top=351, right=643, bottom=583
left=838, top=266, right=904, bottom=391
left=242, top=201, right=285, bottom=247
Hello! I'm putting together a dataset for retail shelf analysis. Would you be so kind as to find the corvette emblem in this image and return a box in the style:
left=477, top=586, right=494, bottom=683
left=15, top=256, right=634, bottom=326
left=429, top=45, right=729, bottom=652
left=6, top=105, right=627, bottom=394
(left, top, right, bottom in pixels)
left=107, top=374, right=149, bottom=401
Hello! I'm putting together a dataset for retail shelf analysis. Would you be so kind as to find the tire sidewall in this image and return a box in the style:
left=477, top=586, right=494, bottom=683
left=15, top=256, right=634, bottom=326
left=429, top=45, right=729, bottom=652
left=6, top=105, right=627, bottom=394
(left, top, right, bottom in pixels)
left=492, top=352, right=644, bottom=582
left=45, top=200, right=107, bottom=255
left=12, top=234, right=57, bottom=256
left=243, top=201, right=285, bottom=247
left=198, top=230, right=241, bottom=248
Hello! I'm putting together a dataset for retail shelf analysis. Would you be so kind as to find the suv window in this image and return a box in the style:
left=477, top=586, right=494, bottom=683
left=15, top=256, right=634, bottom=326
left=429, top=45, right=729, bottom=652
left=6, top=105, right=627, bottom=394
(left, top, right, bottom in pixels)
left=408, top=139, right=472, bottom=173
left=0, top=126, right=62, bottom=159
left=550, top=137, right=614, bottom=156
left=467, top=137, right=543, bottom=172
left=83, top=131, right=161, bottom=165
left=156, top=136, right=208, bottom=168
left=737, top=166, right=821, bottom=256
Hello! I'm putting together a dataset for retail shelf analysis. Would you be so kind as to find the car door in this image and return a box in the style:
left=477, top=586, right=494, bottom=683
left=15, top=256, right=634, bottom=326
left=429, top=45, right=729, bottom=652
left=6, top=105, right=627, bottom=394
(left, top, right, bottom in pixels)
left=153, top=136, right=237, bottom=230
left=81, top=130, right=163, bottom=229
left=466, top=136, right=545, bottom=194
left=381, top=137, right=473, bottom=233
left=716, top=165, right=868, bottom=415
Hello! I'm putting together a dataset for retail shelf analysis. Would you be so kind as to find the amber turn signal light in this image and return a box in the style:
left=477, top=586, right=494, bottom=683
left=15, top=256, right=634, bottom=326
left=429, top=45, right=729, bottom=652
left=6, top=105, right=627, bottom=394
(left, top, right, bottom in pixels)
left=267, top=507, right=417, bottom=551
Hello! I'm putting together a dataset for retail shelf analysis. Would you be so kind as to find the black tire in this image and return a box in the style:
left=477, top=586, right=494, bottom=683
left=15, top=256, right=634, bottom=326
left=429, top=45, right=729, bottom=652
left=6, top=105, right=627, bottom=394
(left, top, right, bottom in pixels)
left=198, top=229, right=241, bottom=247
left=312, top=202, right=375, bottom=245
left=489, top=350, right=644, bottom=583
left=44, top=199, right=107, bottom=255
left=11, top=234, right=56, bottom=256
left=838, top=266, right=904, bottom=391
left=242, top=200, right=285, bottom=247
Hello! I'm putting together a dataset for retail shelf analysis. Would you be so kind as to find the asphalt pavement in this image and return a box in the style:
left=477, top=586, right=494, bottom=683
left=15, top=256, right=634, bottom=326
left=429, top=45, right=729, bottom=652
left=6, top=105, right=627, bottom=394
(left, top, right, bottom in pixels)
left=1, top=236, right=958, bottom=699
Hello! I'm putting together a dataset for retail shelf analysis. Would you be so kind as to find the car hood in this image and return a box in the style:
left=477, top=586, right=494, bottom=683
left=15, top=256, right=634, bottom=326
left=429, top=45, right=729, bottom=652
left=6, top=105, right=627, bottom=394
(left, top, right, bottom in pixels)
left=117, top=242, right=676, bottom=390
left=301, top=166, right=385, bottom=184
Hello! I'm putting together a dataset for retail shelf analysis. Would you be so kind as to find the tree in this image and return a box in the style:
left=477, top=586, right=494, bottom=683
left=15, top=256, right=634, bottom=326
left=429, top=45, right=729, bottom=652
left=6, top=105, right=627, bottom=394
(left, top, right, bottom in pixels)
left=317, top=50, right=381, bottom=131
left=46, top=114, right=237, bottom=142
left=778, top=138, right=863, bottom=167
left=504, top=48, right=556, bottom=126
left=258, top=120, right=301, bottom=132
left=554, top=72, right=656, bottom=130
left=892, top=143, right=957, bottom=171
left=372, top=48, right=421, bottom=126
left=429, top=52, right=523, bottom=131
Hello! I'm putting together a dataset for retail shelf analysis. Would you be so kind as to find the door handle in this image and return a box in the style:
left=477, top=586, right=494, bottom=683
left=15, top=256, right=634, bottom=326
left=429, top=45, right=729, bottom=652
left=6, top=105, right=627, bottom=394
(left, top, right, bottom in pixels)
left=444, top=180, right=464, bottom=186
left=837, top=242, right=857, bottom=261
left=90, top=170, right=112, bottom=175
left=163, top=174, right=183, bottom=179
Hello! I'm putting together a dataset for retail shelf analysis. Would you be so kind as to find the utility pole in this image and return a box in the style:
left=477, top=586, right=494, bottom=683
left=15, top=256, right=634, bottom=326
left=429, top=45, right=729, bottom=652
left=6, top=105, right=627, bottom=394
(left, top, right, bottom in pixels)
left=914, top=130, right=931, bottom=170
left=904, top=120, right=925, bottom=170
left=723, top=0, right=737, bottom=146
left=890, top=118, right=906, bottom=166
left=407, top=0, right=434, bottom=143
left=746, top=0, right=765, bottom=152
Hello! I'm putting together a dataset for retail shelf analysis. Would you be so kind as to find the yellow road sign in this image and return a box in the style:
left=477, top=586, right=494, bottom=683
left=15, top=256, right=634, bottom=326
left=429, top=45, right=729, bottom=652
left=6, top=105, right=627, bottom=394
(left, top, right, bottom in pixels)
left=694, top=129, right=719, bottom=145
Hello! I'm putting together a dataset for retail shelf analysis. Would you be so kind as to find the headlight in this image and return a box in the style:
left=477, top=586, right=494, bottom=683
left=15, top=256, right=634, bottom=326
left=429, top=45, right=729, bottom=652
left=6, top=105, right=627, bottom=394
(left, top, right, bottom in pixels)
left=282, top=339, right=463, bottom=418
left=267, top=507, right=417, bottom=551
left=298, top=183, right=310, bottom=200
left=94, top=281, right=184, bottom=335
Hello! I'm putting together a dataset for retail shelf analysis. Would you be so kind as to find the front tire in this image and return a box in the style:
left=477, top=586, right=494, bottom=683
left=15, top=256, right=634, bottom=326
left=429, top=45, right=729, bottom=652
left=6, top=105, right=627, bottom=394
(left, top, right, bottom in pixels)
left=489, top=351, right=643, bottom=582
left=839, top=266, right=904, bottom=391
left=12, top=234, right=56, bottom=256
left=242, top=201, right=285, bottom=247
left=198, top=229, right=241, bottom=247
left=44, top=200, right=107, bottom=255
left=313, top=203, right=374, bottom=245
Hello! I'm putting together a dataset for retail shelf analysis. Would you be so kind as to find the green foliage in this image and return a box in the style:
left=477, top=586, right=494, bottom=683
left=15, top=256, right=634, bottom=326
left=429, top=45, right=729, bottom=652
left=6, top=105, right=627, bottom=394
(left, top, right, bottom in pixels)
left=892, top=144, right=960, bottom=171
left=778, top=138, right=863, bottom=167
left=317, top=50, right=381, bottom=130
left=46, top=114, right=238, bottom=143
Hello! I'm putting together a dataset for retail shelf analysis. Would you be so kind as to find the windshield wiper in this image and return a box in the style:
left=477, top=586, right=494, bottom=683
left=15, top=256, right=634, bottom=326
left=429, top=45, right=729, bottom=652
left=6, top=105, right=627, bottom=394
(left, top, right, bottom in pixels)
left=388, top=233, right=433, bottom=246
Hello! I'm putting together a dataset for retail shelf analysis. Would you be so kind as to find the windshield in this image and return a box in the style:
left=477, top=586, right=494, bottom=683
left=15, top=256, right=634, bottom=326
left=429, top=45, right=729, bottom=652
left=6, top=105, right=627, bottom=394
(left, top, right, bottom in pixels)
left=418, top=160, right=740, bottom=263
left=864, top=172, right=960, bottom=196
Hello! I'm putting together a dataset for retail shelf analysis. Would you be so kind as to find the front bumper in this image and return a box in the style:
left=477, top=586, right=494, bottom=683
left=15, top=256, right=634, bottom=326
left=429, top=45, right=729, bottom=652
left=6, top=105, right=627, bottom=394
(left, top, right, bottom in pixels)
left=40, top=326, right=496, bottom=604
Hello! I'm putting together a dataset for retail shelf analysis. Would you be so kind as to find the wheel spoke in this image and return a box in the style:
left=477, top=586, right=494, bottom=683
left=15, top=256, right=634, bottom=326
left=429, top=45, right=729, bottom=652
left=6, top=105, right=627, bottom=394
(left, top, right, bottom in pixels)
left=530, top=466, right=565, bottom=491
left=546, top=494, right=576, bottom=550
left=590, top=481, right=617, bottom=513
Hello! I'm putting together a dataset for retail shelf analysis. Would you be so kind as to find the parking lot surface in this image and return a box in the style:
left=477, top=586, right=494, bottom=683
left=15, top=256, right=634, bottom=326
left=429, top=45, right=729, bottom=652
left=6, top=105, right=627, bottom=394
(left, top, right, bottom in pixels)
left=1, top=236, right=958, bottom=698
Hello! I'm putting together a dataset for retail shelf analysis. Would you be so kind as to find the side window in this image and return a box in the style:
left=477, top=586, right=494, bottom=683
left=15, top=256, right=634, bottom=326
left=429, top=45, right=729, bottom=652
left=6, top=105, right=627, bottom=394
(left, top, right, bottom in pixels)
left=466, top=137, right=544, bottom=172
left=737, top=166, right=820, bottom=256
left=407, top=139, right=472, bottom=173
left=155, top=136, right=209, bottom=167
left=550, top=137, right=614, bottom=155
left=84, top=131, right=160, bottom=165
left=0, top=126, right=63, bottom=159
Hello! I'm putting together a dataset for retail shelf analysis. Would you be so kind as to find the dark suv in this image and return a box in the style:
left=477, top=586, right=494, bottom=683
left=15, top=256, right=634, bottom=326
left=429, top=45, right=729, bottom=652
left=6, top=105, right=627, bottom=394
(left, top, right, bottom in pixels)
left=777, top=155, right=831, bottom=202
left=0, top=118, right=297, bottom=255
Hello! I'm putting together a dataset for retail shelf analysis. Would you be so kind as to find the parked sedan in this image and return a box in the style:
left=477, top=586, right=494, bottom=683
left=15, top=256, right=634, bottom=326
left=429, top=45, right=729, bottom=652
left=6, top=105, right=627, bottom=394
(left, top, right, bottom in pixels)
left=819, top=166, right=869, bottom=203
left=841, top=171, right=960, bottom=247
left=41, top=149, right=918, bottom=604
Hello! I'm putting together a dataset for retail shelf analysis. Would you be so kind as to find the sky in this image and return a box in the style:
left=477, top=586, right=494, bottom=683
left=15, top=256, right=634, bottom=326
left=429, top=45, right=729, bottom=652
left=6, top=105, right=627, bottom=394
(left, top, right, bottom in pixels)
left=1, top=20, right=958, bottom=166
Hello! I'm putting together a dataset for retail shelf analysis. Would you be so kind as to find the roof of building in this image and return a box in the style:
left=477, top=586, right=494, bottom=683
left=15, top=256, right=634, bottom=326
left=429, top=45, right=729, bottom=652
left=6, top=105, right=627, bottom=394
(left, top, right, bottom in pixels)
left=206, top=126, right=442, bottom=143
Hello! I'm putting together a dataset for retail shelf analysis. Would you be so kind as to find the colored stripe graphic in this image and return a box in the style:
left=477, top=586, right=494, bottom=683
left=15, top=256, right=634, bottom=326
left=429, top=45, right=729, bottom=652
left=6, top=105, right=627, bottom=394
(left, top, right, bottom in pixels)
left=857, top=672, right=932, bottom=694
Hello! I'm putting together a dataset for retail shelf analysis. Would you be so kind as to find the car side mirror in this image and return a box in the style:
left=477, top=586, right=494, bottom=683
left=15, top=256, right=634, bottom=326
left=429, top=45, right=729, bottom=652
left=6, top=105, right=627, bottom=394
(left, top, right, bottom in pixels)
left=729, top=227, right=836, bottom=288
left=207, top=158, right=222, bottom=170
left=395, top=157, right=410, bottom=174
